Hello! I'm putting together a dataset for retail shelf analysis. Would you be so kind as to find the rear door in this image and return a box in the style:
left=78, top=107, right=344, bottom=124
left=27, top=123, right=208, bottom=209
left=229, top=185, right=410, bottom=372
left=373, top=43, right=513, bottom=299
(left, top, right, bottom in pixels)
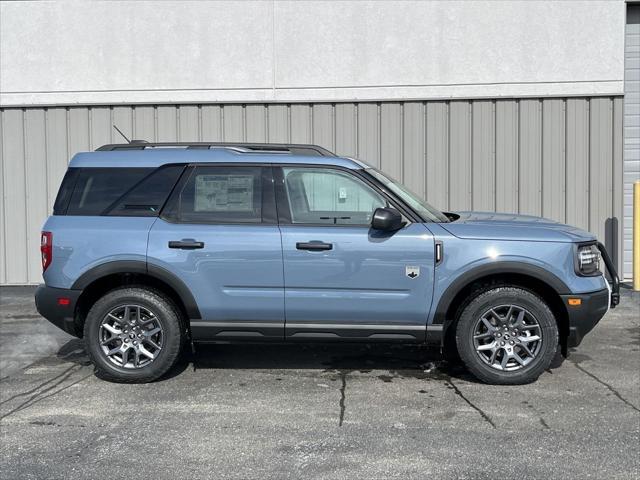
left=275, top=166, right=435, bottom=342
left=147, top=164, right=284, bottom=340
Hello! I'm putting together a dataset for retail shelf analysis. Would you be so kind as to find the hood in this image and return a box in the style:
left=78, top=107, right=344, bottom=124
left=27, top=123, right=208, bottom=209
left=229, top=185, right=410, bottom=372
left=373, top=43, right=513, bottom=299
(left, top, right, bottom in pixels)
left=441, top=211, right=596, bottom=243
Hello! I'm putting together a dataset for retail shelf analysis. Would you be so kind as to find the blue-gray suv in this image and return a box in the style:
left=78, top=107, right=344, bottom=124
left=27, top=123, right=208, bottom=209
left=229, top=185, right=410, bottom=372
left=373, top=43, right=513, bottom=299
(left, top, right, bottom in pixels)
left=35, top=142, right=620, bottom=384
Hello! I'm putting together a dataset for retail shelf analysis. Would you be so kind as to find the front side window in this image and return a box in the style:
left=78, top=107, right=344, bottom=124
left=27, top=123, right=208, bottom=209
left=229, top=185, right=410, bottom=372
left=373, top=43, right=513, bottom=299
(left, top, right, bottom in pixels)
left=164, top=165, right=263, bottom=223
left=281, top=167, right=386, bottom=225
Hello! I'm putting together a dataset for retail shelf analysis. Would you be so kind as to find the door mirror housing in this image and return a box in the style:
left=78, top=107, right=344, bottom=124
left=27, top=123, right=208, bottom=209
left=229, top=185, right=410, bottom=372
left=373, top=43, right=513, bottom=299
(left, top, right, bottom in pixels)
left=371, top=207, right=404, bottom=231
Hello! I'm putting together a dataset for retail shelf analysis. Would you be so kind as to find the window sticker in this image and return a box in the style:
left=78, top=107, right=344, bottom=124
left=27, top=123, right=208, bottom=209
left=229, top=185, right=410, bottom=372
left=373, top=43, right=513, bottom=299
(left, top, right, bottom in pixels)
left=194, top=174, right=254, bottom=212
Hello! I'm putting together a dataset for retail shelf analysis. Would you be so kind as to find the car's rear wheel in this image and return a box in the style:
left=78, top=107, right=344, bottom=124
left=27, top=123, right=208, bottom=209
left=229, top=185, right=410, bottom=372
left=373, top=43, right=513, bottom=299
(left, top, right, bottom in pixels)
left=84, top=287, right=186, bottom=383
left=455, top=286, right=558, bottom=385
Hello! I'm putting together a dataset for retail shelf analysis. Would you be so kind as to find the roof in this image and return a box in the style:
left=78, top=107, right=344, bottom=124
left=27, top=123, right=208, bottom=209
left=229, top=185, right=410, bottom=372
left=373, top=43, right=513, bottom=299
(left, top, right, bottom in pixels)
left=68, top=147, right=367, bottom=169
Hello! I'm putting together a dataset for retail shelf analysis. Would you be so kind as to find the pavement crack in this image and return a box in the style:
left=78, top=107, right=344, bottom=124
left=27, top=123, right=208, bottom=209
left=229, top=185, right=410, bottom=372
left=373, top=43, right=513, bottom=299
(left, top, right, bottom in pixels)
left=572, top=362, right=640, bottom=413
left=338, top=371, right=347, bottom=427
left=0, top=365, right=79, bottom=406
left=447, top=379, right=496, bottom=428
left=0, top=370, right=92, bottom=420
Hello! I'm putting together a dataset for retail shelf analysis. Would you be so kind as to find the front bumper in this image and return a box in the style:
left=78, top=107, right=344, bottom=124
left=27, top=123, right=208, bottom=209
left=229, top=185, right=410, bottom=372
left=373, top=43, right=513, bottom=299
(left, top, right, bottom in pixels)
left=561, top=288, right=610, bottom=348
left=34, top=285, right=82, bottom=337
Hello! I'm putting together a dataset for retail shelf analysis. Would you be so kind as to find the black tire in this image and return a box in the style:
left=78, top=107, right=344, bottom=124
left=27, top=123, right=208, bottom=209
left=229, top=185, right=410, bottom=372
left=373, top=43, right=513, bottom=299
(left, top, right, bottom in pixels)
left=455, top=286, right=558, bottom=385
left=84, top=286, right=186, bottom=383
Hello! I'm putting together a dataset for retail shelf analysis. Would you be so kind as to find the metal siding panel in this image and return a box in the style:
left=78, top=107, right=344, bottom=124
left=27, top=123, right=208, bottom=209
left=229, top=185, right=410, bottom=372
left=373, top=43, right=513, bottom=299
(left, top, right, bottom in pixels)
left=426, top=102, right=449, bottom=210
left=542, top=99, right=566, bottom=222
left=380, top=103, right=402, bottom=181
left=402, top=102, right=425, bottom=198
left=589, top=98, right=613, bottom=246
left=290, top=104, right=312, bottom=144
left=222, top=105, right=244, bottom=142
left=68, top=107, right=90, bottom=155
left=471, top=100, right=495, bottom=211
left=312, top=104, right=333, bottom=152
left=518, top=99, right=542, bottom=216
left=133, top=106, right=155, bottom=142
left=624, top=17, right=640, bottom=278
left=24, top=109, right=48, bottom=283
left=335, top=103, right=356, bottom=157
left=89, top=107, right=112, bottom=150
left=156, top=106, right=178, bottom=142
left=245, top=105, right=267, bottom=142
left=495, top=100, right=519, bottom=213
left=178, top=105, right=200, bottom=141
left=45, top=108, right=69, bottom=210
left=0, top=111, right=5, bottom=283
left=612, top=97, right=624, bottom=274
left=1, top=109, right=28, bottom=283
left=357, top=103, right=380, bottom=168
left=267, top=104, right=289, bottom=143
left=449, top=101, right=472, bottom=211
left=566, top=98, right=590, bottom=231
left=201, top=105, right=223, bottom=141
left=112, top=107, right=133, bottom=143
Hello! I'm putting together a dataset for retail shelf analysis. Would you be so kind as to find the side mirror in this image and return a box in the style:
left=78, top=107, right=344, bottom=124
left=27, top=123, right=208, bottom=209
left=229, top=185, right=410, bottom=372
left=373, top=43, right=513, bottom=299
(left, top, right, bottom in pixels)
left=371, top=207, right=404, bottom=231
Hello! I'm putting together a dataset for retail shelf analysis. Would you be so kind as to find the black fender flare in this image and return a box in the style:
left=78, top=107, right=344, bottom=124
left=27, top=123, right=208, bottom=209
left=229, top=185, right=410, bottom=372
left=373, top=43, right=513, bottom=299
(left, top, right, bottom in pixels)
left=431, top=261, right=570, bottom=326
left=71, top=260, right=201, bottom=319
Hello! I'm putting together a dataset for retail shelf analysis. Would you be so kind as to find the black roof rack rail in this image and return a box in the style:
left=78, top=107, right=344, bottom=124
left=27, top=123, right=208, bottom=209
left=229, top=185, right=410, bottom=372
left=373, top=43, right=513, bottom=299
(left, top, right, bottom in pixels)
left=95, top=142, right=336, bottom=157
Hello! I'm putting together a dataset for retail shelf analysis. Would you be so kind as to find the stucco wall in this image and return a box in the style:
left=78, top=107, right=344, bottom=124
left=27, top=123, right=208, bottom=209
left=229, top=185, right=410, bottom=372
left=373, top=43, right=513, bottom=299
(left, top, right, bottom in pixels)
left=0, top=0, right=626, bottom=106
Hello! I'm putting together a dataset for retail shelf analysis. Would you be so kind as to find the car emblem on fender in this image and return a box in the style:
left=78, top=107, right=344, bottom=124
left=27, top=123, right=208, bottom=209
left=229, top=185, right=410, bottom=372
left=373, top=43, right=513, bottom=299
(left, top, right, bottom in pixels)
left=406, top=266, right=420, bottom=279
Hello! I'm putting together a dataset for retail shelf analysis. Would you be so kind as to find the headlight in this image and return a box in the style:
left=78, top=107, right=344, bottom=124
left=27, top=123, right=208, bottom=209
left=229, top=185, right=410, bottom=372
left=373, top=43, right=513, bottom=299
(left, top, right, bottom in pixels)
left=576, top=244, right=601, bottom=276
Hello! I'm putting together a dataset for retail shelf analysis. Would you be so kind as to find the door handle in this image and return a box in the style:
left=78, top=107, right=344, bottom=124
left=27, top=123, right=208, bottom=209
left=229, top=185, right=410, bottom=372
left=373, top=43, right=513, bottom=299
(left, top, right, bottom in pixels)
left=168, top=239, right=205, bottom=249
left=296, top=241, right=333, bottom=251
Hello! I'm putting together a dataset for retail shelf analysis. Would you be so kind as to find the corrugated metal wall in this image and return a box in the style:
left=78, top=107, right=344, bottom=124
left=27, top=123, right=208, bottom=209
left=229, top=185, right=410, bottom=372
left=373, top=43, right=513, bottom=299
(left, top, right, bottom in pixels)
left=0, top=97, right=625, bottom=285
left=624, top=5, right=640, bottom=280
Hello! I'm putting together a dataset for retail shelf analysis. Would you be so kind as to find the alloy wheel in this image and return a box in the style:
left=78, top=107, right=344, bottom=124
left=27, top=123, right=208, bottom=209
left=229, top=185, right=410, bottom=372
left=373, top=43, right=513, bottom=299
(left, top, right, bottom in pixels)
left=472, top=304, right=543, bottom=371
left=99, top=305, right=163, bottom=369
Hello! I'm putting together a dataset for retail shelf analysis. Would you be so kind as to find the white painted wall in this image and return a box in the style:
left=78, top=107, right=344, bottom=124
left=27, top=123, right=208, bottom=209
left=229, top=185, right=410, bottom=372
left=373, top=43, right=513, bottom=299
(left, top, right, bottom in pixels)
left=0, top=0, right=626, bottom=105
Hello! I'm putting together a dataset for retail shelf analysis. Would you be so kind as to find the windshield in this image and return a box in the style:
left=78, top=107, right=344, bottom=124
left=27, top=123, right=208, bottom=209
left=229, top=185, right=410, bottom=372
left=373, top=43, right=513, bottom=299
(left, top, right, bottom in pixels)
left=366, top=169, right=450, bottom=223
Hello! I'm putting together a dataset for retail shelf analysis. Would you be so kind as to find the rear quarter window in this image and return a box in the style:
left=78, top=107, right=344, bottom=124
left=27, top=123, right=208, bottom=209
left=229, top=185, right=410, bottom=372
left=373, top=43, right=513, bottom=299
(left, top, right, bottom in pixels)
left=65, top=168, right=151, bottom=216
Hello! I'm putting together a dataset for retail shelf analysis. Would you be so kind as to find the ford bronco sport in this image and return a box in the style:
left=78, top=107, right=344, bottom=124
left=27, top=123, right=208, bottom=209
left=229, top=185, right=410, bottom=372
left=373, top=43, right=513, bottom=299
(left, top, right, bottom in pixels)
left=35, top=142, right=620, bottom=384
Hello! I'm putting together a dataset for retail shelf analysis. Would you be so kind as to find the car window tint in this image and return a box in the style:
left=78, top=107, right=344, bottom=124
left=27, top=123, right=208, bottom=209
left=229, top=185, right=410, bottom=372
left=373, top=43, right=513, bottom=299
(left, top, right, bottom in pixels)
left=66, top=168, right=151, bottom=216
left=170, top=166, right=263, bottom=223
left=106, top=165, right=185, bottom=217
left=282, top=167, right=386, bottom=225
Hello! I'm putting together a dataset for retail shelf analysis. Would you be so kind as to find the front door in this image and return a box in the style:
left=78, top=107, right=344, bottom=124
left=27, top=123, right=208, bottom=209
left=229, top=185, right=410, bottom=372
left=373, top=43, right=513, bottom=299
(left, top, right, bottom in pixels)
left=147, top=164, right=284, bottom=340
left=275, top=166, right=435, bottom=342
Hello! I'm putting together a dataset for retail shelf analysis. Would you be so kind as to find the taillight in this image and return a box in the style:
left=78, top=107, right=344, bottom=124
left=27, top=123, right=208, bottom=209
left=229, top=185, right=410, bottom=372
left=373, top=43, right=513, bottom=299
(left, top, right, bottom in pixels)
left=41, top=231, right=52, bottom=272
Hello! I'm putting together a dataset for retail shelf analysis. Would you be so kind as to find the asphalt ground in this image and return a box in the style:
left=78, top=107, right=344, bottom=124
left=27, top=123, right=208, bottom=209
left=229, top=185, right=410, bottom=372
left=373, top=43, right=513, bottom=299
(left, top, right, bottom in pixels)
left=0, top=286, right=638, bottom=479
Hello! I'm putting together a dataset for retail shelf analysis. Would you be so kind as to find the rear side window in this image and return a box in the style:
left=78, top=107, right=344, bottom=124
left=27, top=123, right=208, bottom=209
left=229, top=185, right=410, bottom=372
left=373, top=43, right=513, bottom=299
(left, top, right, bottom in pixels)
left=53, top=168, right=80, bottom=215
left=105, top=165, right=185, bottom=217
left=65, top=168, right=151, bottom=216
left=163, top=165, right=263, bottom=224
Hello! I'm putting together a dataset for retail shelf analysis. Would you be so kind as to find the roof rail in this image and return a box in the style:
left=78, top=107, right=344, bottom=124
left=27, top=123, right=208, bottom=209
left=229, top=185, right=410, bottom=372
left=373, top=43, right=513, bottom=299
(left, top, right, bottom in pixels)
left=95, top=142, right=336, bottom=157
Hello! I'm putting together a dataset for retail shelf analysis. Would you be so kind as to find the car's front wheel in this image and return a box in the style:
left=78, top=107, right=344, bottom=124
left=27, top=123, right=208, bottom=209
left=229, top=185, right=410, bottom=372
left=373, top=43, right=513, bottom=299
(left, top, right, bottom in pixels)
left=455, top=286, right=558, bottom=385
left=84, top=286, right=186, bottom=383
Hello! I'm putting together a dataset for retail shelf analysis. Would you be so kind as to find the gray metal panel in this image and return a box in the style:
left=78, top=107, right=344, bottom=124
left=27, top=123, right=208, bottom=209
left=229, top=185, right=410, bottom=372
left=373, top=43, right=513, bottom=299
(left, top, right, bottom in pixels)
left=1, top=109, right=28, bottom=284
left=24, top=109, right=48, bottom=283
left=542, top=99, right=566, bottom=222
left=402, top=102, right=425, bottom=198
left=495, top=100, right=519, bottom=213
left=519, top=99, right=542, bottom=217
left=566, top=98, right=590, bottom=231
left=449, top=101, right=472, bottom=211
left=624, top=5, right=640, bottom=279
left=426, top=102, right=449, bottom=209
left=0, top=96, right=625, bottom=284
left=472, top=100, right=495, bottom=211
left=380, top=103, right=402, bottom=181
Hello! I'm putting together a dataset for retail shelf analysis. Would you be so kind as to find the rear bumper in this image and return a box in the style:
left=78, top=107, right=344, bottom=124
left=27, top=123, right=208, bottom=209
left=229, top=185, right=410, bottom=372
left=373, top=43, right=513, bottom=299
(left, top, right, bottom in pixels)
left=34, top=285, right=82, bottom=337
left=561, top=288, right=610, bottom=348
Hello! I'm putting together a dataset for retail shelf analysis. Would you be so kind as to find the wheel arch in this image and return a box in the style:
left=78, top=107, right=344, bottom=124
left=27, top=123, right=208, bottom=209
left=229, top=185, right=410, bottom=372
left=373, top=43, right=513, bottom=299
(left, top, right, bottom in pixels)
left=72, top=261, right=200, bottom=337
left=434, top=262, right=570, bottom=356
